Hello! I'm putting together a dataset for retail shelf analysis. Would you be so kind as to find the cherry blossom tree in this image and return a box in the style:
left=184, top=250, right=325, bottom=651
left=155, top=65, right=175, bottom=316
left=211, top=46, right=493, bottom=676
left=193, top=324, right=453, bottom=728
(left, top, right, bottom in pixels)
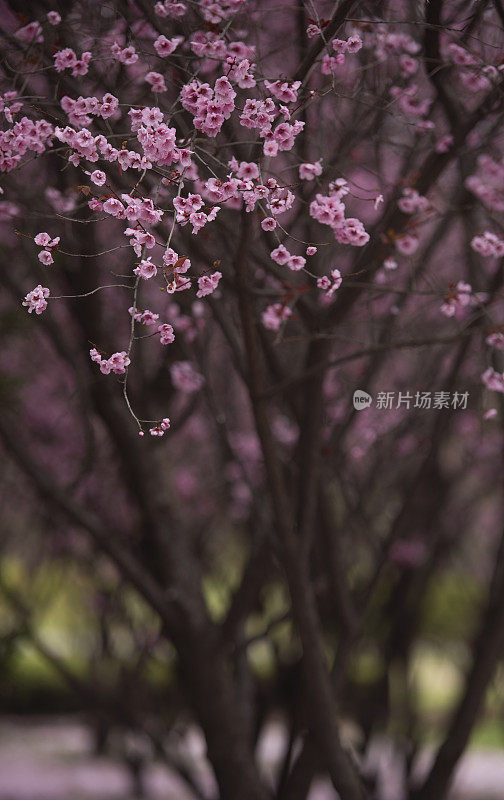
left=1, top=1, right=504, bottom=799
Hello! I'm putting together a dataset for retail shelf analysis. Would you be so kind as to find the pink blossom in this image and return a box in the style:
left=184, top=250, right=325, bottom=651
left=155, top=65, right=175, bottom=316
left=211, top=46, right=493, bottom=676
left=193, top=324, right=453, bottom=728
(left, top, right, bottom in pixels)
left=486, top=332, right=504, bottom=350
left=54, top=48, right=78, bottom=72
left=134, top=258, right=158, bottom=280
left=145, top=72, right=167, bottom=93
left=38, top=249, right=54, bottom=266
left=270, top=244, right=291, bottom=265
left=22, top=285, right=50, bottom=314
left=34, top=232, right=51, bottom=246
left=158, top=323, right=175, bottom=344
left=90, top=170, right=106, bottom=186
left=47, top=12, right=61, bottom=25
left=196, top=271, right=222, bottom=298
left=299, top=160, right=323, bottom=181
left=287, top=255, right=306, bottom=271
left=262, top=303, right=292, bottom=331
left=482, top=367, right=504, bottom=393
left=440, top=281, right=472, bottom=317
left=395, top=234, right=419, bottom=255
left=170, top=361, right=204, bottom=391
left=261, top=217, right=276, bottom=231
left=154, top=35, right=183, bottom=57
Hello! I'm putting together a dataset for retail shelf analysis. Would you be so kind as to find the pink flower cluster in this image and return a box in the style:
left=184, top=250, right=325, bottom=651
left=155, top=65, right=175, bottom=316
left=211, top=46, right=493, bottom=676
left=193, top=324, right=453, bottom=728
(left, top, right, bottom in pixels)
left=331, top=34, right=363, bottom=61
left=486, top=331, right=504, bottom=350
left=0, top=117, right=53, bottom=172
left=262, top=303, right=292, bottom=331
left=157, top=323, right=176, bottom=344
left=0, top=91, right=23, bottom=124
left=199, top=0, right=246, bottom=23
left=471, top=231, right=504, bottom=257
left=181, top=77, right=236, bottom=137
left=55, top=124, right=149, bottom=172
left=173, top=193, right=219, bottom=233
left=299, top=160, right=323, bottom=181
left=170, top=361, right=205, bottom=391
left=482, top=367, right=504, bottom=394
left=54, top=48, right=92, bottom=76
left=398, top=188, right=429, bottom=214
left=90, top=348, right=131, bottom=375
left=466, top=155, right=504, bottom=212
left=15, top=21, right=43, bottom=44
left=155, top=0, right=187, bottom=17
left=390, top=84, right=431, bottom=117
left=125, top=227, right=156, bottom=256
left=197, top=271, right=222, bottom=297
left=147, top=418, right=171, bottom=437
left=129, top=307, right=159, bottom=326
left=310, top=185, right=369, bottom=246
left=134, top=258, right=158, bottom=280
left=154, top=35, right=183, bottom=57
left=111, top=41, right=139, bottom=64
left=133, top=108, right=192, bottom=169
left=440, top=281, right=472, bottom=317
left=34, top=232, right=60, bottom=266
left=264, top=80, right=301, bottom=103
left=240, top=98, right=305, bottom=157
left=317, top=269, right=343, bottom=297
left=22, top=285, right=50, bottom=315
left=61, top=93, right=120, bottom=128
left=270, top=244, right=306, bottom=271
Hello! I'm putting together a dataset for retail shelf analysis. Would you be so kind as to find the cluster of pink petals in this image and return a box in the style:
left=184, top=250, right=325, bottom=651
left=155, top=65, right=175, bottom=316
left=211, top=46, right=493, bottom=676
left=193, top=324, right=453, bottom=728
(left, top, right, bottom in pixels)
left=262, top=303, right=292, bottom=331
left=0, top=90, right=23, bottom=124
left=466, top=155, right=504, bottom=212
left=332, top=35, right=363, bottom=55
left=22, top=285, right=50, bottom=315
left=181, top=77, right=236, bottom=137
left=145, top=72, right=168, bottom=93
left=54, top=48, right=92, bottom=76
left=111, top=42, right=139, bottom=65
left=125, top=227, right=156, bottom=256
left=129, top=307, right=160, bottom=326
left=34, top=232, right=60, bottom=266
left=482, top=367, right=504, bottom=394
left=133, top=107, right=192, bottom=169
left=395, top=234, right=419, bottom=255
left=157, top=323, right=176, bottom=344
left=0, top=116, right=53, bottom=172
left=310, top=186, right=369, bottom=247
left=170, top=361, right=205, bottom=391
left=15, top=21, right=43, bottom=44
left=90, top=348, right=131, bottom=375
left=270, top=244, right=305, bottom=271
left=147, top=418, right=171, bottom=437
left=299, top=160, right=323, bottom=181
left=199, top=0, right=246, bottom=24
left=486, top=331, right=504, bottom=350
left=196, top=271, right=222, bottom=297
left=471, top=231, right=504, bottom=257
left=390, top=84, right=431, bottom=117
left=398, top=188, right=429, bottom=214
left=440, top=281, right=472, bottom=317
left=317, top=269, right=342, bottom=296
left=154, top=35, right=183, bottom=57
left=134, top=258, right=158, bottom=280
left=173, top=193, right=219, bottom=233
left=155, top=0, right=187, bottom=18
left=264, top=80, right=301, bottom=103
